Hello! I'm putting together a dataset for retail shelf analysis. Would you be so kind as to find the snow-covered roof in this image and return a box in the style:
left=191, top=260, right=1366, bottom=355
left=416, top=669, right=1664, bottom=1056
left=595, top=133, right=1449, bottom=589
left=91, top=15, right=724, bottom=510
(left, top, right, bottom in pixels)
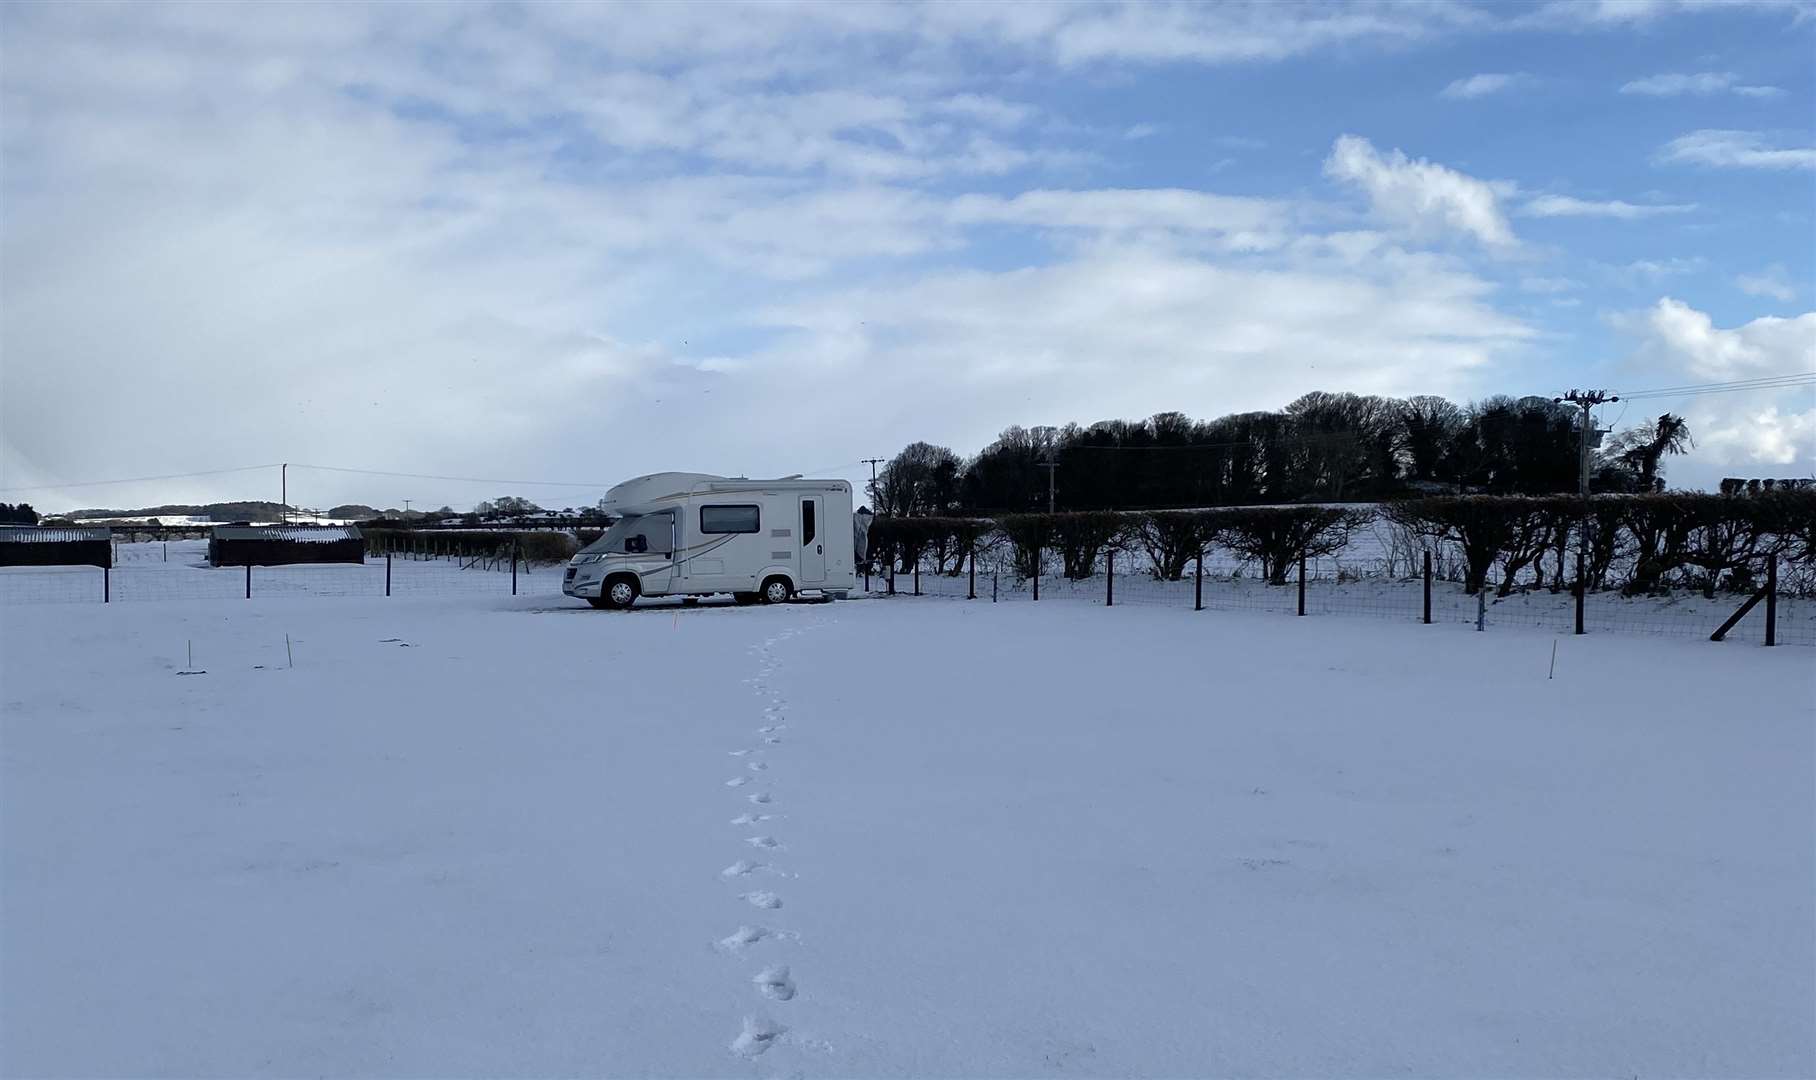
left=210, top=525, right=363, bottom=542
left=0, top=526, right=111, bottom=543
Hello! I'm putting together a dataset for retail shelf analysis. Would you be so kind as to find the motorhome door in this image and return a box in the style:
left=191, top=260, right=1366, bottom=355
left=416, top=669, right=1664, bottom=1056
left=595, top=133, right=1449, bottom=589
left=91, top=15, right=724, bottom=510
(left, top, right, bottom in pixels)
left=799, top=495, right=826, bottom=584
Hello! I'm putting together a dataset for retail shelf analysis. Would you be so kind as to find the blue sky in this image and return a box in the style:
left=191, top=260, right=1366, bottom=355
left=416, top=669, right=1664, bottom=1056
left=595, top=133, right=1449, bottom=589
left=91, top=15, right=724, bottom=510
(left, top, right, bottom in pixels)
left=2, top=0, right=1812, bottom=511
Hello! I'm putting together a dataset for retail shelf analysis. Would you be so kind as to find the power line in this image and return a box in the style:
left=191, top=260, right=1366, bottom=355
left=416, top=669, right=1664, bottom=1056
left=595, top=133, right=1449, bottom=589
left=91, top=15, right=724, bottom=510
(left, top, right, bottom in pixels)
left=0, top=463, right=281, bottom=493
left=1617, top=372, right=1816, bottom=401
left=286, top=464, right=608, bottom=488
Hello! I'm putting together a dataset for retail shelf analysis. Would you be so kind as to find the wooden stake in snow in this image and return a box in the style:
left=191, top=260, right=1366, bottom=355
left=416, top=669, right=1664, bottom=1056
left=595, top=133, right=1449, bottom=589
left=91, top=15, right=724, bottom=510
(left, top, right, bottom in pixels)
left=286, top=634, right=293, bottom=669
left=1548, top=640, right=1557, bottom=680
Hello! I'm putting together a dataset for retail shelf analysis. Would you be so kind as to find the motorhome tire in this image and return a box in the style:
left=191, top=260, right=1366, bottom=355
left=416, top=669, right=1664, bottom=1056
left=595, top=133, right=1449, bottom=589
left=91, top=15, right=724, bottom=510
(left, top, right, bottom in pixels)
left=598, top=575, right=639, bottom=610
left=760, top=577, right=793, bottom=604
left=733, top=592, right=759, bottom=605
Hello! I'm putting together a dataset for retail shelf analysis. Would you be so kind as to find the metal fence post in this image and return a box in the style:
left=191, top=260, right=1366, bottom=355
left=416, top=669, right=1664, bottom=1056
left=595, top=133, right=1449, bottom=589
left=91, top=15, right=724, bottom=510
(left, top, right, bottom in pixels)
left=1476, top=587, right=1486, bottom=632
left=512, top=539, right=519, bottom=596
left=888, top=560, right=895, bottom=596
left=1033, top=549, right=1040, bottom=601
left=104, top=565, right=110, bottom=604
left=992, top=569, right=998, bottom=602
left=245, top=563, right=251, bottom=599
left=386, top=552, right=392, bottom=597
left=1766, top=554, right=1777, bottom=647
left=1296, top=556, right=1306, bottom=616
left=968, top=548, right=976, bottom=600
left=1574, top=552, right=1585, bottom=636
left=1194, top=550, right=1204, bottom=611
left=913, top=559, right=920, bottom=596
left=1106, top=550, right=1114, bottom=607
left=865, top=563, right=871, bottom=593
left=1422, top=550, right=1431, bottom=624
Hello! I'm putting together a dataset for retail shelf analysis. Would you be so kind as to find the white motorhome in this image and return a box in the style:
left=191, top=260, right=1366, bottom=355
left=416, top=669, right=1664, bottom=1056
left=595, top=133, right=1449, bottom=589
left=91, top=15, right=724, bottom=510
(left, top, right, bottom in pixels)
left=562, top=472, right=860, bottom=609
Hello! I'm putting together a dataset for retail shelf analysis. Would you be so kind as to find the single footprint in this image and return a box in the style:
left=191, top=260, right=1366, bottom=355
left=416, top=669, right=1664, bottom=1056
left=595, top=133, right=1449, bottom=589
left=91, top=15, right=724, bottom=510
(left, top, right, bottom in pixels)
left=763, top=736, right=782, bottom=745
left=753, top=965, right=796, bottom=1002
left=730, top=813, right=773, bottom=826
left=726, top=1016, right=784, bottom=1060
left=720, top=925, right=767, bottom=951
left=747, top=792, right=774, bottom=805
left=727, top=749, right=755, bottom=757
left=746, top=836, right=783, bottom=850
left=721, top=860, right=765, bottom=878
left=742, top=890, right=782, bottom=909
left=724, top=776, right=750, bottom=787
left=758, top=725, right=784, bottom=734
left=746, top=761, right=768, bottom=772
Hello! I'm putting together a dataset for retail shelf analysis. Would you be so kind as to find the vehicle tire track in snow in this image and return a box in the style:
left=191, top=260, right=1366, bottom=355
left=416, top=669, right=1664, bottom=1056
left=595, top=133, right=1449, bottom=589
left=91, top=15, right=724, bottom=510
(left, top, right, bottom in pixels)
left=719, top=619, right=817, bottom=1059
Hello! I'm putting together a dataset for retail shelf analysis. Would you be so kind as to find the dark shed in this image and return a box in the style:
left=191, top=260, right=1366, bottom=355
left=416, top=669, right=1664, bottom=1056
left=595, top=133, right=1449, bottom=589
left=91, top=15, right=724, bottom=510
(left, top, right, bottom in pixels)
left=209, top=525, right=365, bottom=567
left=0, top=526, right=113, bottom=568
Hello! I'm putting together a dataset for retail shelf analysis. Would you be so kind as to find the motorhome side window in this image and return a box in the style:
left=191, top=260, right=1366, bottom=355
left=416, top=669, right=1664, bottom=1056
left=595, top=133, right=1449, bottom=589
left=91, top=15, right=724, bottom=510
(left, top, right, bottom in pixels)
left=700, top=505, right=760, bottom=534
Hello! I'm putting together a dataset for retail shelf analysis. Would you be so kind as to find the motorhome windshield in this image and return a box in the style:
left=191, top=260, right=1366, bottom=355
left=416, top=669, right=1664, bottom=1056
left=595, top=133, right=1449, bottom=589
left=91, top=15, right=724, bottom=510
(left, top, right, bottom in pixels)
left=580, top=512, right=673, bottom=556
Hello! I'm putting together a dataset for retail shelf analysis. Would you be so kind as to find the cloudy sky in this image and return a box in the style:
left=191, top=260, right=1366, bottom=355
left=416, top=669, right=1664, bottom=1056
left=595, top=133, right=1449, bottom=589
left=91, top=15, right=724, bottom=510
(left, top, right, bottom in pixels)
left=3, top=0, right=1813, bottom=513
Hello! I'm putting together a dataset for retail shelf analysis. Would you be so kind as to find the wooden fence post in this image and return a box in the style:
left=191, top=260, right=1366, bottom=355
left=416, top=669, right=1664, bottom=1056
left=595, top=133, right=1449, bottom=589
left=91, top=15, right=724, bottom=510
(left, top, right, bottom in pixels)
left=245, top=564, right=251, bottom=599
left=1296, top=556, right=1306, bottom=616
left=968, top=547, right=976, bottom=600
left=1106, top=550, right=1114, bottom=607
left=386, top=552, right=392, bottom=597
left=1766, top=554, right=1777, bottom=647
left=103, top=566, right=110, bottom=604
left=1033, top=549, right=1040, bottom=601
left=1194, top=551, right=1204, bottom=612
left=512, top=539, right=519, bottom=596
left=1574, top=553, right=1586, bottom=636
left=913, top=559, right=920, bottom=596
left=1422, top=550, right=1431, bottom=624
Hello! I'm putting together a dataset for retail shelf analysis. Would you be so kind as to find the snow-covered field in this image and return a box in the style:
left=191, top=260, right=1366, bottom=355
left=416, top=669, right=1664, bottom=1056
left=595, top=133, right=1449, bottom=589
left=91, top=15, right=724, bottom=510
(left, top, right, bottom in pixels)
left=2, top=589, right=1811, bottom=1076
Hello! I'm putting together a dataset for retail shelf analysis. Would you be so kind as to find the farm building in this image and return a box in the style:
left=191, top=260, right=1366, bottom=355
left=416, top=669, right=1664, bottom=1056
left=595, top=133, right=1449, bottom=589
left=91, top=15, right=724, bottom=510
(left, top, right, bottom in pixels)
left=209, top=525, right=364, bottom=567
left=0, top=526, right=113, bottom=568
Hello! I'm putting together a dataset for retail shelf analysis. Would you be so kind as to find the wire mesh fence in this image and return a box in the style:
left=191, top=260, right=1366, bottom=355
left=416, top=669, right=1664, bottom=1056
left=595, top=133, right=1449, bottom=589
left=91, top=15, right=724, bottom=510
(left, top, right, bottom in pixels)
left=0, top=549, right=555, bottom=606
left=869, top=543, right=1807, bottom=647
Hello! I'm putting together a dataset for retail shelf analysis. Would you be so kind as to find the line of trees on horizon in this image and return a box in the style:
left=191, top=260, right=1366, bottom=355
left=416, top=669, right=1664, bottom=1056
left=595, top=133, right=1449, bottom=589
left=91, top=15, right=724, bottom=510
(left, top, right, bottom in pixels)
left=871, top=391, right=1719, bottom=517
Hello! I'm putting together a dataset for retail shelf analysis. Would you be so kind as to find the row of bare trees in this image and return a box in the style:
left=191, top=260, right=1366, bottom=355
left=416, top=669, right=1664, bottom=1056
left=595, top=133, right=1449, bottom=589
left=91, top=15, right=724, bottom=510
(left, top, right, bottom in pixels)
left=875, top=393, right=1701, bottom=515
left=867, top=491, right=1814, bottom=598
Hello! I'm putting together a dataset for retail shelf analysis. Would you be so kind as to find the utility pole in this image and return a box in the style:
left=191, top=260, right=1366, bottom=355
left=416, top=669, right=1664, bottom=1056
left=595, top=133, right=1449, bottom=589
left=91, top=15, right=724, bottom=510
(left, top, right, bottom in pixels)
left=402, top=499, right=413, bottom=518
left=861, top=458, right=885, bottom=511
left=281, top=463, right=287, bottom=525
left=1038, top=459, right=1058, bottom=513
left=1556, top=390, right=1617, bottom=498
left=1556, top=389, right=1618, bottom=633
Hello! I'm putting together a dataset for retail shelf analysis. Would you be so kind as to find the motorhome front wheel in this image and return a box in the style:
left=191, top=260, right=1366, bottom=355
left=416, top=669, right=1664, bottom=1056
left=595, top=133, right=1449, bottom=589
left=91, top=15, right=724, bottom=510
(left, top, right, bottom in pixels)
left=589, top=576, right=639, bottom=610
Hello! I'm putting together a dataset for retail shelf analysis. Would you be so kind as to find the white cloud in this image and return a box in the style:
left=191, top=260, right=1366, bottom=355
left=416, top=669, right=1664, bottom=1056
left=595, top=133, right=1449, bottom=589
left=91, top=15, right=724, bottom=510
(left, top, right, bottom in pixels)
left=1124, top=122, right=1161, bottom=140
left=1521, top=276, right=1580, bottom=293
left=1440, top=72, right=1532, bottom=99
left=757, top=242, right=1533, bottom=415
left=1323, top=135, right=1517, bottom=247
left=1737, top=265, right=1800, bottom=302
left=1620, top=72, right=1784, bottom=97
left=1520, top=195, right=1696, bottom=219
left=1658, top=130, right=1816, bottom=170
left=1025, top=2, right=1485, bottom=65
left=1528, top=0, right=1816, bottom=27
left=1627, top=257, right=1707, bottom=281
left=1616, top=298, right=1816, bottom=468
left=947, top=189, right=1292, bottom=250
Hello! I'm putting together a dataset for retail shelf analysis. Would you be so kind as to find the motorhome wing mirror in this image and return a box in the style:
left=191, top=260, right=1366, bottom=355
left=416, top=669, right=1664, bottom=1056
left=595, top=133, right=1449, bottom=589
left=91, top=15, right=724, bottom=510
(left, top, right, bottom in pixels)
left=625, top=536, right=647, bottom=554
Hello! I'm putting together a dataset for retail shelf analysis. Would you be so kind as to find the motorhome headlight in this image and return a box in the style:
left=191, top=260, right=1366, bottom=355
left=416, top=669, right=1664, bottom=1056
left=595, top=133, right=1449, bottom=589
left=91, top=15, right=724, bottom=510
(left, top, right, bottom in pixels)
left=573, top=553, right=606, bottom=565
